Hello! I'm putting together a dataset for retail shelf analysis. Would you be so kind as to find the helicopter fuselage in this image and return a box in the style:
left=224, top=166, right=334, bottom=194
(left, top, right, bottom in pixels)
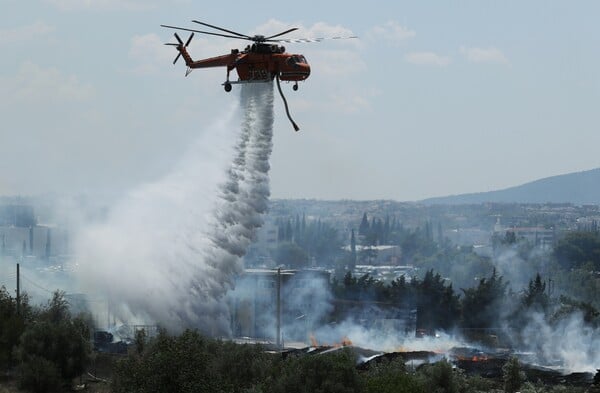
left=178, top=43, right=311, bottom=83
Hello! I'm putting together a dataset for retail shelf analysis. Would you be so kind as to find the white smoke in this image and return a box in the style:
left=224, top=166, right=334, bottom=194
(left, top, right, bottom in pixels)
left=312, top=319, right=464, bottom=353
left=520, top=311, right=600, bottom=373
left=73, top=82, right=275, bottom=335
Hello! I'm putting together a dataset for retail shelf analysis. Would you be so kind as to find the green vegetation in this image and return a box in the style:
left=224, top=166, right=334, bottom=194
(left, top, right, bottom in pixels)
left=111, top=331, right=595, bottom=393
left=554, top=231, right=600, bottom=271
left=113, top=331, right=539, bottom=393
left=0, top=289, right=92, bottom=393
left=502, top=357, right=525, bottom=393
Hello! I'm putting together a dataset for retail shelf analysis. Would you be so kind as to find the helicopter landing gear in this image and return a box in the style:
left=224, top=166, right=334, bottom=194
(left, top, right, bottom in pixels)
left=224, top=68, right=233, bottom=92
left=293, top=82, right=298, bottom=91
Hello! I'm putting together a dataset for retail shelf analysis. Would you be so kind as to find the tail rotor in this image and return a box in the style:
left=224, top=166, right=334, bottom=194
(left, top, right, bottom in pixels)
left=165, top=32, right=194, bottom=65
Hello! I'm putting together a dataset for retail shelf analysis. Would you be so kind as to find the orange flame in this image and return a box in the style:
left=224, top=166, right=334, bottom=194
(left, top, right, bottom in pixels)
left=308, top=334, right=352, bottom=348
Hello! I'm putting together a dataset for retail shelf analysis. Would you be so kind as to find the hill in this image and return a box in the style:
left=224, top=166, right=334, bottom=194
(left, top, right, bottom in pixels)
left=422, top=168, right=600, bottom=205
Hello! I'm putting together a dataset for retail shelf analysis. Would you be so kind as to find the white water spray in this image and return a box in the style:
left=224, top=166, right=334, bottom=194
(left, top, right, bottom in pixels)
left=73, top=83, right=274, bottom=335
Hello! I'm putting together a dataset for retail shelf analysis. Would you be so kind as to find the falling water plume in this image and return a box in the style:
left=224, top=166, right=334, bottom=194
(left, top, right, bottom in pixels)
left=74, top=82, right=275, bottom=336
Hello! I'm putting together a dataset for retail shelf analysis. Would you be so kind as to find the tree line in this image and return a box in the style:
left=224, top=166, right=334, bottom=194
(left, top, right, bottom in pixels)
left=113, top=328, right=597, bottom=393
left=0, top=289, right=91, bottom=392
left=332, top=268, right=599, bottom=342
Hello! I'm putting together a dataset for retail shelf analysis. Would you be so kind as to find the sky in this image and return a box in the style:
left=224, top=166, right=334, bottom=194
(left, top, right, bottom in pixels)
left=2, top=1, right=599, bottom=201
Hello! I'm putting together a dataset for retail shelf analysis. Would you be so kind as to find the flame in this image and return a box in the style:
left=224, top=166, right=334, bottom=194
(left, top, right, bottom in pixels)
left=337, top=336, right=352, bottom=347
left=308, top=334, right=352, bottom=348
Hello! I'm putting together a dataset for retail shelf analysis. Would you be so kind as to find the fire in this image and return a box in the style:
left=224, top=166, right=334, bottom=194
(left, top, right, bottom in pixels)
left=308, top=334, right=352, bottom=348
left=337, top=336, right=353, bottom=347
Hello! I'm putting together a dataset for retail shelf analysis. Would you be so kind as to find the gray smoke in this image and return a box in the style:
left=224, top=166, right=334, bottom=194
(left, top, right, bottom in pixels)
left=73, top=83, right=274, bottom=335
left=516, top=311, right=600, bottom=373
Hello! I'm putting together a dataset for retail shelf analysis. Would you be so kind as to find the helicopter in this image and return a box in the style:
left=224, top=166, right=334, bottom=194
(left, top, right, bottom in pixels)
left=161, top=20, right=356, bottom=130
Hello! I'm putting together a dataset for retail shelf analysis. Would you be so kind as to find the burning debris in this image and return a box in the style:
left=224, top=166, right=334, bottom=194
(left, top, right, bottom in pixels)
left=276, top=337, right=595, bottom=389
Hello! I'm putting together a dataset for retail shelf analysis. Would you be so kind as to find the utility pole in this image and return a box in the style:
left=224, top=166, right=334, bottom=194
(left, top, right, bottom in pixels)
left=16, top=263, right=20, bottom=315
left=276, top=267, right=281, bottom=349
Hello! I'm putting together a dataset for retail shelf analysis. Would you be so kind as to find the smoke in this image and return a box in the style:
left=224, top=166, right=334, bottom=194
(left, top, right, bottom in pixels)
left=489, top=245, right=600, bottom=372
left=517, top=311, right=600, bottom=373
left=311, top=319, right=464, bottom=353
left=492, top=244, right=550, bottom=292
left=73, top=82, right=274, bottom=335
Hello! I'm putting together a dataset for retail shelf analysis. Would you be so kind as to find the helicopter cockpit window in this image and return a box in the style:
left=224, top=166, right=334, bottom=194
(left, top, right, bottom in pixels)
left=287, top=55, right=307, bottom=67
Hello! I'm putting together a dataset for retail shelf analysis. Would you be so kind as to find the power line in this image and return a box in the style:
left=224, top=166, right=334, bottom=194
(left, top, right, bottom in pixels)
left=20, top=274, right=55, bottom=294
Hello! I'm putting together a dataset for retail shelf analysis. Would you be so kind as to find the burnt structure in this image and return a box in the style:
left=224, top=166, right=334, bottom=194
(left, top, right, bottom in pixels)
left=228, top=269, right=331, bottom=343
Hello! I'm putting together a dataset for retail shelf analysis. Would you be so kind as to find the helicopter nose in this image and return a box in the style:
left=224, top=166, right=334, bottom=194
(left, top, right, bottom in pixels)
left=300, top=63, right=311, bottom=79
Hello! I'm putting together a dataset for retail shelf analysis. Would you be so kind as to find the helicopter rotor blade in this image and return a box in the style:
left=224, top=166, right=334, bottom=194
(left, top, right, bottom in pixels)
left=162, top=24, right=251, bottom=41
left=264, top=27, right=298, bottom=40
left=274, top=35, right=358, bottom=43
left=174, top=32, right=184, bottom=45
left=173, top=52, right=182, bottom=65
left=185, top=32, right=194, bottom=47
left=191, top=20, right=251, bottom=39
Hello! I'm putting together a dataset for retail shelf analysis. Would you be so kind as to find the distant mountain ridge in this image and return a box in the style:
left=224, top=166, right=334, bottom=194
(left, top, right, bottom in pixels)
left=422, top=168, right=600, bottom=205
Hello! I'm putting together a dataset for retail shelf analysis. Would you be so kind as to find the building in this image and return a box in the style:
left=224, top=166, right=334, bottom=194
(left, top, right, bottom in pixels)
left=0, top=225, right=68, bottom=260
left=343, top=244, right=401, bottom=265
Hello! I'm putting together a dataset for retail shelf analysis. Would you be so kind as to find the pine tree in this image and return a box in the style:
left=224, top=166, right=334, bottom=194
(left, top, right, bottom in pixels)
left=285, top=219, right=293, bottom=242
left=383, top=215, right=390, bottom=244
left=45, top=229, right=52, bottom=260
left=522, top=273, right=549, bottom=312
left=350, top=229, right=357, bottom=268
left=358, top=213, right=369, bottom=236
left=301, top=213, right=306, bottom=235
left=29, top=226, right=34, bottom=254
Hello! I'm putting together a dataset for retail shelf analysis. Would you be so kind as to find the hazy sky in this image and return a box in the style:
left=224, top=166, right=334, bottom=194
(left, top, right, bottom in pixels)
left=2, top=1, right=599, bottom=201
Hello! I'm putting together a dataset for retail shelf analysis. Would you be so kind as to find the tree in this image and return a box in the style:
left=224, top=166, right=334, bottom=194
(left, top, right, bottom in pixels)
left=503, top=356, right=525, bottom=393
left=418, top=359, right=463, bottom=393
left=522, top=273, right=549, bottom=313
left=358, top=213, right=369, bottom=236
left=350, top=229, right=357, bottom=268
left=45, top=228, right=51, bottom=260
left=18, top=355, right=61, bottom=393
left=416, top=270, right=460, bottom=332
left=504, top=230, right=517, bottom=245
left=0, top=286, right=30, bottom=370
left=16, top=291, right=91, bottom=388
left=461, top=269, right=508, bottom=329
left=554, top=231, right=600, bottom=270
left=269, top=347, right=360, bottom=393
left=363, top=357, right=425, bottom=393
left=113, top=330, right=273, bottom=393
left=285, top=219, right=293, bottom=242
left=273, top=242, right=309, bottom=269
left=29, top=226, right=33, bottom=254
left=134, top=328, right=147, bottom=355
